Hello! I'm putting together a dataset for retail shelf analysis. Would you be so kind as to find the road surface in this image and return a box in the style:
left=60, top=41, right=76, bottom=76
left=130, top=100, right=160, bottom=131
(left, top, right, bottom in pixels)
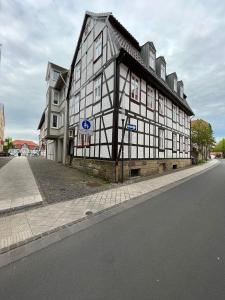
left=0, top=160, right=225, bottom=300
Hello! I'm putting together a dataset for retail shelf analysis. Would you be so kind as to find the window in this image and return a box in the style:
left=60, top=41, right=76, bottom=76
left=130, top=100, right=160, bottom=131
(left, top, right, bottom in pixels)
left=179, top=110, right=183, bottom=125
left=75, top=62, right=81, bottom=81
left=52, top=114, right=58, bottom=128
left=185, top=138, right=189, bottom=153
left=149, top=50, right=156, bottom=70
left=161, top=64, right=166, bottom=80
left=77, top=134, right=91, bottom=148
left=180, top=85, right=183, bottom=98
left=173, top=133, right=177, bottom=151
left=131, top=74, right=140, bottom=102
left=94, top=33, right=102, bottom=61
left=159, top=129, right=165, bottom=150
left=147, top=86, right=155, bottom=110
left=94, top=76, right=102, bottom=103
left=180, top=135, right=184, bottom=152
left=172, top=105, right=177, bottom=122
left=174, top=79, right=177, bottom=92
left=53, top=90, right=59, bottom=105
left=53, top=70, right=60, bottom=81
left=74, top=93, right=80, bottom=114
left=159, top=94, right=164, bottom=115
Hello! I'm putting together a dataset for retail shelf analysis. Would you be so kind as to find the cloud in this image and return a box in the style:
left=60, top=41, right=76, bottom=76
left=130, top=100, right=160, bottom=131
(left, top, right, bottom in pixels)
left=0, top=0, right=225, bottom=141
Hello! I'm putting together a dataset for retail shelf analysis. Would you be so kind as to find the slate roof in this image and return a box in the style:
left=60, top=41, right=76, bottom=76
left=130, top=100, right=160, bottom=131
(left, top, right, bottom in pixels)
left=106, top=15, right=193, bottom=115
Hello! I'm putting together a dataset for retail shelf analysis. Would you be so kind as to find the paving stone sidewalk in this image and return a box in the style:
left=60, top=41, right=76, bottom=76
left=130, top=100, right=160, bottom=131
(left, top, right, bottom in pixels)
left=0, top=159, right=218, bottom=253
left=0, top=157, right=43, bottom=213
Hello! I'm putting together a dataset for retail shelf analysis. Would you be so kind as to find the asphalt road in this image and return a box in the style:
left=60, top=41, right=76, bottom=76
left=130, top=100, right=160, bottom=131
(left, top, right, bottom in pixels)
left=0, top=160, right=225, bottom=300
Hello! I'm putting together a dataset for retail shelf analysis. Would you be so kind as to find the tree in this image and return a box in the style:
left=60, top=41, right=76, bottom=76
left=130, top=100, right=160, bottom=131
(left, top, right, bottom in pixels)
left=3, top=137, right=13, bottom=152
left=213, top=138, right=225, bottom=157
left=191, top=119, right=215, bottom=160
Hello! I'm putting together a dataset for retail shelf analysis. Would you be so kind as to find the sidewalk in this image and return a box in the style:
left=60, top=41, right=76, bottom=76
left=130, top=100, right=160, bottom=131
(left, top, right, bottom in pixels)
left=0, top=157, right=43, bottom=213
left=0, top=159, right=218, bottom=253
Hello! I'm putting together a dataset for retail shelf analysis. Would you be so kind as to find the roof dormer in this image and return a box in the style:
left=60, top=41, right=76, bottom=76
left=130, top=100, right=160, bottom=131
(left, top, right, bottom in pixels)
left=166, top=72, right=178, bottom=93
left=140, top=41, right=156, bottom=71
left=177, top=80, right=184, bottom=99
left=156, top=56, right=166, bottom=81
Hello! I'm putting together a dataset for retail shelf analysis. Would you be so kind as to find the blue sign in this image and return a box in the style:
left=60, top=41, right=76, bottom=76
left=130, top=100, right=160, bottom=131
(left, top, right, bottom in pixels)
left=82, top=119, right=91, bottom=130
left=126, top=124, right=136, bottom=131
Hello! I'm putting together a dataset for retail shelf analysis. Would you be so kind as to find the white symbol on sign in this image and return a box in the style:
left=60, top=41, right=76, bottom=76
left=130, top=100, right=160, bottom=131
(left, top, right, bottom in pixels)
left=82, top=120, right=91, bottom=130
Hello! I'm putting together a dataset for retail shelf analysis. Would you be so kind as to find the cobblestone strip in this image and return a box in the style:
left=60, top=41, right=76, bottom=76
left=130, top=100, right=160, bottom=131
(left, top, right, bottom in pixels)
left=0, top=160, right=218, bottom=253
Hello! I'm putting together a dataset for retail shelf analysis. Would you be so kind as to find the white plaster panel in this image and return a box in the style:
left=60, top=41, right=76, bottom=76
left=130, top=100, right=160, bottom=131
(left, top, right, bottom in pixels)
left=120, top=63, right=128, bottom=78
left=130, top=102, right=139, bottom=114
left=93, top=103, right=101, bottom=115
left=138, top=147, right=144, bottom=159
left=102, top=95, right=111, bottom=110
left=105, top=62, right=114, bottom=79
left=103, top=113, right=113, bottom=128
left=101, top=145, right=109, bottom=158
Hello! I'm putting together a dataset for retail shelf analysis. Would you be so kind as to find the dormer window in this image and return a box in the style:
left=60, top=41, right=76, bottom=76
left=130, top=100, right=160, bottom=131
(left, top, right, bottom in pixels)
left=161, top=64, right=166, bottom=80
left=174, top=78, right=177, bottom=92
left=53, top=70, right=60, bottom=81
left=180, top=85, right=183, bottom=98
left=149, top=50, right=156, bottom=70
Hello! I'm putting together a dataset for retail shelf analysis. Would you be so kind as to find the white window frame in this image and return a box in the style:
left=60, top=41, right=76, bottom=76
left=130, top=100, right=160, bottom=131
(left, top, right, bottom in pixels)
left=53, top=70, right=60, bottom=81
left=173, top=133, right=177, bottom=152
left=52, top=114, right=58, bottom=129
left=159, top=129, right=165, bottom=150
left=149, top=50, right=156, bottom=70
left=94, top=32, right=103, bottom=61
left=53, top=90, right=59, bottom=105
left=94, top=75, right=102, bottom=103
left=161, top=64, right=166, bottom=80
left=147, top=85, right=155, bottom=110
left=75, top=61, right=81, bottom=81
left=172, top=105, right=177, bottom=122
left=159, top=94, right=164, bottom=115
left=180, top=135, right=184, bottom=152
left=131, top=73, right=140, bottom=102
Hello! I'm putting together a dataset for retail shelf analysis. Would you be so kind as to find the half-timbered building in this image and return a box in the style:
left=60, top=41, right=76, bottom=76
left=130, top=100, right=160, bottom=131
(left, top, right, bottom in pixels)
left=67, top=11, right=194, bottom=181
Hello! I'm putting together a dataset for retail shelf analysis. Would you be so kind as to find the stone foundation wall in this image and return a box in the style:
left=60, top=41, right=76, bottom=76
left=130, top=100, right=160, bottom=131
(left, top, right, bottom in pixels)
left=71, top=158, right=116, bottom=182
left=70, top=157, right=191, bottom=182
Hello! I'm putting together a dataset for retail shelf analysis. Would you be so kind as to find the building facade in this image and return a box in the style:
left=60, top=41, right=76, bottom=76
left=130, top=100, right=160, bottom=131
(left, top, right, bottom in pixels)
left=0, top=103, right=4, bottom=153
left=11, top=140, right=39, bottom=156
left=66, top=12, right=194, bottom=181
left=38, top=62, right=69, bottom=163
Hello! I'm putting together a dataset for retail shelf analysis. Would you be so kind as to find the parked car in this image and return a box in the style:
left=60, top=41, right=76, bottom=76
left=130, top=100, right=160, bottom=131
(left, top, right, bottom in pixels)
left=0, top=151, right=10, bottom=157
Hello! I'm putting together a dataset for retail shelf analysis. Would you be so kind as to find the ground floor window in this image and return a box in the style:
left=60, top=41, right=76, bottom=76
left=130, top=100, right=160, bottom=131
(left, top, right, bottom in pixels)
left=159, top=129, right=165, bottom=150
left=173, top=133, right=177, bottom=151
left=77, top=134, right=91, bottom=148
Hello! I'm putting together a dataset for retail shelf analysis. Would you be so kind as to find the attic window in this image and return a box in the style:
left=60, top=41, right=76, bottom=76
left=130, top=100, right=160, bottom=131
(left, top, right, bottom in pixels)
left=53, top=71, right=60, bottom=81
left=161, top=64, right=166, bottom=80
left=180, top=85, right=183, bottom=98
left=94, top=32, right=102, bottom=61
left=174, top=78, right=177, bottom=92
left=149, top=50, right=156, bottom=70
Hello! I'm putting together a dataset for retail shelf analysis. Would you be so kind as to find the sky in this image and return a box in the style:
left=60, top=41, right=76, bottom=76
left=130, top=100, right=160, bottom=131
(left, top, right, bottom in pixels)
left=0, top=0, right=225, bottom=143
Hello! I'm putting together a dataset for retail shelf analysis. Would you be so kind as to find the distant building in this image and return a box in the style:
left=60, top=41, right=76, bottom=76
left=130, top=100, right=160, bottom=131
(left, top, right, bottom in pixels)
left=12, top=140, right=39, bottom=156
left=38, top=62, right=68, bottom=162
left=0, top=103, right=4, bottom=153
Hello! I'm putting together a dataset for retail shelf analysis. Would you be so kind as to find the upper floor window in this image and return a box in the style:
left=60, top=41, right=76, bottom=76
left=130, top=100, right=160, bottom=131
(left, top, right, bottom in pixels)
left=158, top=94, right=164, bottom=115
left=172, top=105, right=176, bottom=121
left=94, top=75, right=102, bottom=103
left=185, top=138, right=189, bottom=153
left=180, top=135, right=184, bottom=152
left=52, top=114, right=58, bottom=128
left=174, top=79, right=177, bottom=92
left=131, top=74, right=140, bottom=102
left=77, top=134, right=91, bottom=148
left=147, top=86, right=155, bottom=110
left=53, top=70, right=60, bottom=81
left=173, top=133, right=177, bottom=151
left=75, top=61, right=81, bottom=81
left=161, top=64, right=166, bottom=80
left=53, top=90, right=59, bottom=105
left=149, top=50, right=156, bottom=70
left=94, top=33, right=102, bottom=61
left=179, top=110, right=183, bottom=125
left=159, top=129, right=165, bottom=150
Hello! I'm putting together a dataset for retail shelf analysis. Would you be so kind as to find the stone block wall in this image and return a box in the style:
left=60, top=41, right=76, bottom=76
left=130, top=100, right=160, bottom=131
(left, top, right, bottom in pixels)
left=70, top=157, right=191, bottom=182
